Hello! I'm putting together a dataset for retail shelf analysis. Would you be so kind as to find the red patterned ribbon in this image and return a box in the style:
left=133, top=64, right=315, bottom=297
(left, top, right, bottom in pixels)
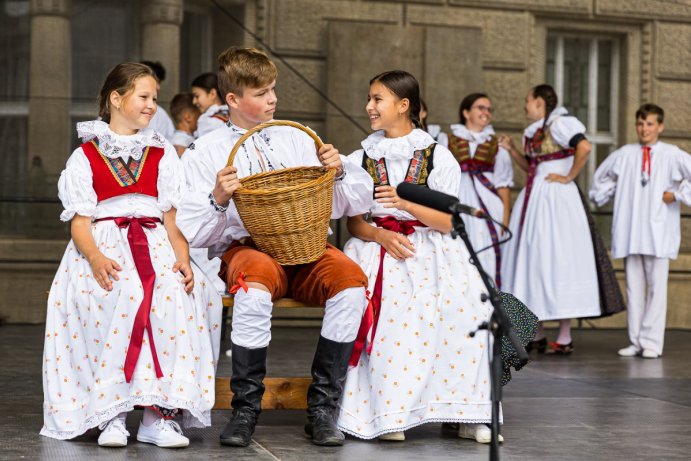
left=349, top=216, right=426, bottom=366
left=460, top=160, right=502, bottom=289
left=641, top=145, right=651, bottom=186
left=96, top=217, right=164, bottom=383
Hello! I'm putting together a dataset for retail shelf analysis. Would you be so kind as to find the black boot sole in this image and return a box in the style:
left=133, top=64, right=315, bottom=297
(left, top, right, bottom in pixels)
left=220, top=435, right=252, bottom=447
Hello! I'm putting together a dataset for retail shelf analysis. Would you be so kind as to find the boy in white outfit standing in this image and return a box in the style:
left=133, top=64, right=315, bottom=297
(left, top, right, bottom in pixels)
left=590, top=103, right=691, bottom=358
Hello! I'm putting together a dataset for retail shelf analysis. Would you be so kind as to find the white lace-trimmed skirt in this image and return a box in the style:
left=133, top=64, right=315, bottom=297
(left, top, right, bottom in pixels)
left=40, top=220, right=222, bottom=440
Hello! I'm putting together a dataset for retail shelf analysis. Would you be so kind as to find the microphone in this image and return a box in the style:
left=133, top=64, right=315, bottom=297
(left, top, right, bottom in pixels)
left=396, top=182, right=485, bottom=218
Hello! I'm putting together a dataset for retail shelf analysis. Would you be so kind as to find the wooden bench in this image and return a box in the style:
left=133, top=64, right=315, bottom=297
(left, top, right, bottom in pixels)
left=215, top=295, right=316, bottom=410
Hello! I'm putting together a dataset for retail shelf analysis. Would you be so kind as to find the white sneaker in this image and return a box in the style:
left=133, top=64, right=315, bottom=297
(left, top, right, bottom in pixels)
left=641, top=349, right=661, bottom=359
left=98, top=417, right=129, bottom=447
left=137, top=418, right=190, bottom=448
left=617, top=345, right=641, bottom=357
left=458, top=424, right=504, bottom=444
left=379, top=431, right=405, bottom=441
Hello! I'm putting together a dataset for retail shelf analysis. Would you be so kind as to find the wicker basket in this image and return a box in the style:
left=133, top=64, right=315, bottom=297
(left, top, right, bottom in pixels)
left=226, top=120, right=336, bottom=265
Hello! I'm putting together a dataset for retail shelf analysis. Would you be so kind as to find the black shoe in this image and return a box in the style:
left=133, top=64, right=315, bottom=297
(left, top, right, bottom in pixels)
left=304, top=406, right=344, bottom=446
left=526, top=337, right=547, bottom=354
left=220, top=408, right=257, bottom=447
left=219, top=343, right=267, bottom=447
left=304, top=336, right=354, bottom=446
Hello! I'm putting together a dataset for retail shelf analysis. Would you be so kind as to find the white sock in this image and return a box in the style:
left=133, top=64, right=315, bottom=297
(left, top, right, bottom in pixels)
left=555, top=319, right=572, bottom=344
left=141, top=408, right=160, bottom=427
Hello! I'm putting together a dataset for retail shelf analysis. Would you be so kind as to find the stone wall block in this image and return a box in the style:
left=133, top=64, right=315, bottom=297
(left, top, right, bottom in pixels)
left=450, top=0, right=591, bottom=14
left=141, top=0, right=183, bottom=25
left=407, top=5, right=530, bottom=70
left=274, top=58, right=326, bottom=115
left=270, top=0, right=403, bottom=54
left=656, top=22, right=691, bottom=81
left=30, top=0, right=69, bottom=16
left=423, top=26, right=483, bottom=125
left=596, top=0, right=691, bottom=21
left=655, top=80, right=691, bottom=137
left=484, top=69, right=529, bottom=128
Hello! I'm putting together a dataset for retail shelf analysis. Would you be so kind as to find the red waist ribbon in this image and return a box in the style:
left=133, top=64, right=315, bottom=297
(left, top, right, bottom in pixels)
left=349, top=216, right=426, bottom=366
left=96, top=217, right=164, bottom=383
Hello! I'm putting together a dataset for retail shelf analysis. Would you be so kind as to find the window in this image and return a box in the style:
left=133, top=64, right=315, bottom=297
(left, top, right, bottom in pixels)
left=546, top=34, right=620, bottom=192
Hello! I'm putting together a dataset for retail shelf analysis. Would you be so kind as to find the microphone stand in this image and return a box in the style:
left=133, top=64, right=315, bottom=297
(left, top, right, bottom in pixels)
left=449, top=204, right=528, bottom=461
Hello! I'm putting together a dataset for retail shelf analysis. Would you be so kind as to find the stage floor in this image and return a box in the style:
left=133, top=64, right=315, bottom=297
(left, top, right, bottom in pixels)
left=3, top=324, right=691, bottom=460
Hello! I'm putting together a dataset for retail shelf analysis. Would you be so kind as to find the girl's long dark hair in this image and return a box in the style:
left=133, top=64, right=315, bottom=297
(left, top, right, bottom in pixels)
left=370, top=70, right=422, bottom=129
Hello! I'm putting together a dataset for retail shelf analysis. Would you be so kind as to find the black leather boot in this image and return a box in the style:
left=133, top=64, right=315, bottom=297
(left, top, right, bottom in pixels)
left=304, top=336, right=354, bottom=446
left=220, top=343, right=267, bottom=447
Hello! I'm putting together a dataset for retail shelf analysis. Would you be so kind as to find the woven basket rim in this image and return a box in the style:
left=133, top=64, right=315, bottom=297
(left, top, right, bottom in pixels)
left=236, top=166, right=335, bottom=197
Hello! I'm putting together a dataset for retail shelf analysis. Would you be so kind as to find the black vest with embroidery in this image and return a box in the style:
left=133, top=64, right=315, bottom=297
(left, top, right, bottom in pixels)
left=361, top=143, right=437, bottom=189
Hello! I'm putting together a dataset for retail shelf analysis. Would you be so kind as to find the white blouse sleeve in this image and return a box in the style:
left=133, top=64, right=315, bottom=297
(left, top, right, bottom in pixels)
left=493, top=146, right=514, bottom=188
left=176, top=145, right=230, bottom=249
left=427, top=145, right=462, bottom=196
left=550, top=116, right=587, bottom=148
left=589, top=148, right=621, bottom=207
left=332, top=150, right=374, bottom=218
left=156, top=142, right=185, bottom=212
left=436, top=132, right=449, bottom=149
left=57, top=148, right=97, bottom=222
left=672, top=147, right=691, bottom=206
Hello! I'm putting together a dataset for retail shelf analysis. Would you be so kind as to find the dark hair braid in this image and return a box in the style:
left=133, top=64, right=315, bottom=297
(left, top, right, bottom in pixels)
left=532, top=84, right=558, bottom=138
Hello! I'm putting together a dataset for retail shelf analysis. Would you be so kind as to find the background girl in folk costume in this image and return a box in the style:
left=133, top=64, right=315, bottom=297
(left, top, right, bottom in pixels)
left=338, top=70, right=497, bottom=444
left=499, top=84, right=624, bottom=355
left=191, top=72, right=229, bottom=138
left=41, top=63, right=222, bottom=449
left=446, top=93, right=513, bottom=288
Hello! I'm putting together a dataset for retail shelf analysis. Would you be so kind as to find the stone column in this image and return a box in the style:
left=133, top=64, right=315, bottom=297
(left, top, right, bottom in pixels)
left=141, top=0, right=183, bottom=104
left=28, top=0, right=71, bottom=177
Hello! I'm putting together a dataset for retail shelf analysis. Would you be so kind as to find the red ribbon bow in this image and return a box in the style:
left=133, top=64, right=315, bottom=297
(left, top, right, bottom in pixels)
left=100, top=217, right=164, bottom=383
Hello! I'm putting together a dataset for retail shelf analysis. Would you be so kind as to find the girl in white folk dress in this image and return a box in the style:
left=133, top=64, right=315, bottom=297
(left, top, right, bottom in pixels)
left=41, top=63, right=221, bottom=448
left=446, top=93, right=513, bottom=289
left=499, top=84, right=600, bottom=355
left=191, top=72, right=230, bottom=138
left=337, top=70, right=497, bottom=444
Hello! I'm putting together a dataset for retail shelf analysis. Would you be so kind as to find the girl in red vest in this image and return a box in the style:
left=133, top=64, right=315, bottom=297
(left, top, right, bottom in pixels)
left=41, top=63, right=220, bottom=448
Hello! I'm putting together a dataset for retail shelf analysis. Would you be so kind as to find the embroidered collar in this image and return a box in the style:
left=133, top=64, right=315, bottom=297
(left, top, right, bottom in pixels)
left=77, top=120, right=165, bottom=161
left=523, top=106, right=569, bottom=139
left=361, top=128, right=436, bottom=161
left=203, top=104, right=228, bottom=117
left=450, top=124, right=495, bottom=143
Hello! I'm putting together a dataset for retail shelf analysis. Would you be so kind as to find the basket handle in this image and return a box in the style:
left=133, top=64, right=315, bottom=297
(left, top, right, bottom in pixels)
left=226, top=120, right=325, bottom=167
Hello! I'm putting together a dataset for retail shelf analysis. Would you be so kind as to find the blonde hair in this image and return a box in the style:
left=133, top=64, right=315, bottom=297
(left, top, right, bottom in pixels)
left=217, top=46, right=278, bottom=98
left=98, top=62, right=156, bottom=122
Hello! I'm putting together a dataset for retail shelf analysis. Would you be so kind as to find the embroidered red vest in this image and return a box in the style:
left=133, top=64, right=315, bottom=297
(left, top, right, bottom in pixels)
left=81, top=139, right=164, bottom=202
left=447, top=133, right=499, bottom=172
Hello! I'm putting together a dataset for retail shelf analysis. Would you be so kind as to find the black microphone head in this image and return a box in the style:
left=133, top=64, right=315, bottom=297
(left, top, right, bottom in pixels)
left=396, top=182, right=458, bottom=214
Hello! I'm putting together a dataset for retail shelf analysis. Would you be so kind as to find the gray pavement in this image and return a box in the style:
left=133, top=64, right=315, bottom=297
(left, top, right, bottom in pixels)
left=2, top=324, right=691, bottom=460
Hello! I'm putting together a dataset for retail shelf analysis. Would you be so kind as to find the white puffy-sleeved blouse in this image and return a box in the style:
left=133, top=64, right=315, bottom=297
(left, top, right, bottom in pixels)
left=57, top=120, right=185, bottom=221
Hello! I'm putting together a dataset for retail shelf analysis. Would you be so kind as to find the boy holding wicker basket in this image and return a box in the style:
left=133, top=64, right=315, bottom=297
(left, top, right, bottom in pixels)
left=176, top=46, right=374, bottom=447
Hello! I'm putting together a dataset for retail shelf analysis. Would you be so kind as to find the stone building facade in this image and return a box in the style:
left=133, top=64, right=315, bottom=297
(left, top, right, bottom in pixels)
left=1, top=0, right=690, bottom=327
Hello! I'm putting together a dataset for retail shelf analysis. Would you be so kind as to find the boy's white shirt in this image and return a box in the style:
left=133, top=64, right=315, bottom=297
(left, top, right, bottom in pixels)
left=589, top=141, right=691, bottom=259
left=177, top=121, right=374, bottom=258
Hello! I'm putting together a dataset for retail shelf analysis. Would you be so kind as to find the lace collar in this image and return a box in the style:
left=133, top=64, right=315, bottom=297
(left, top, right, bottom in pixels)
left=203, top=104, right=228, bottom=117
left=77, top=120, right=165, bottom=160
left=450, top=124, right=495, bottom=143
left=524, top=106, right=569, bottom=139
left=361, top=128, right=436, bottom=161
